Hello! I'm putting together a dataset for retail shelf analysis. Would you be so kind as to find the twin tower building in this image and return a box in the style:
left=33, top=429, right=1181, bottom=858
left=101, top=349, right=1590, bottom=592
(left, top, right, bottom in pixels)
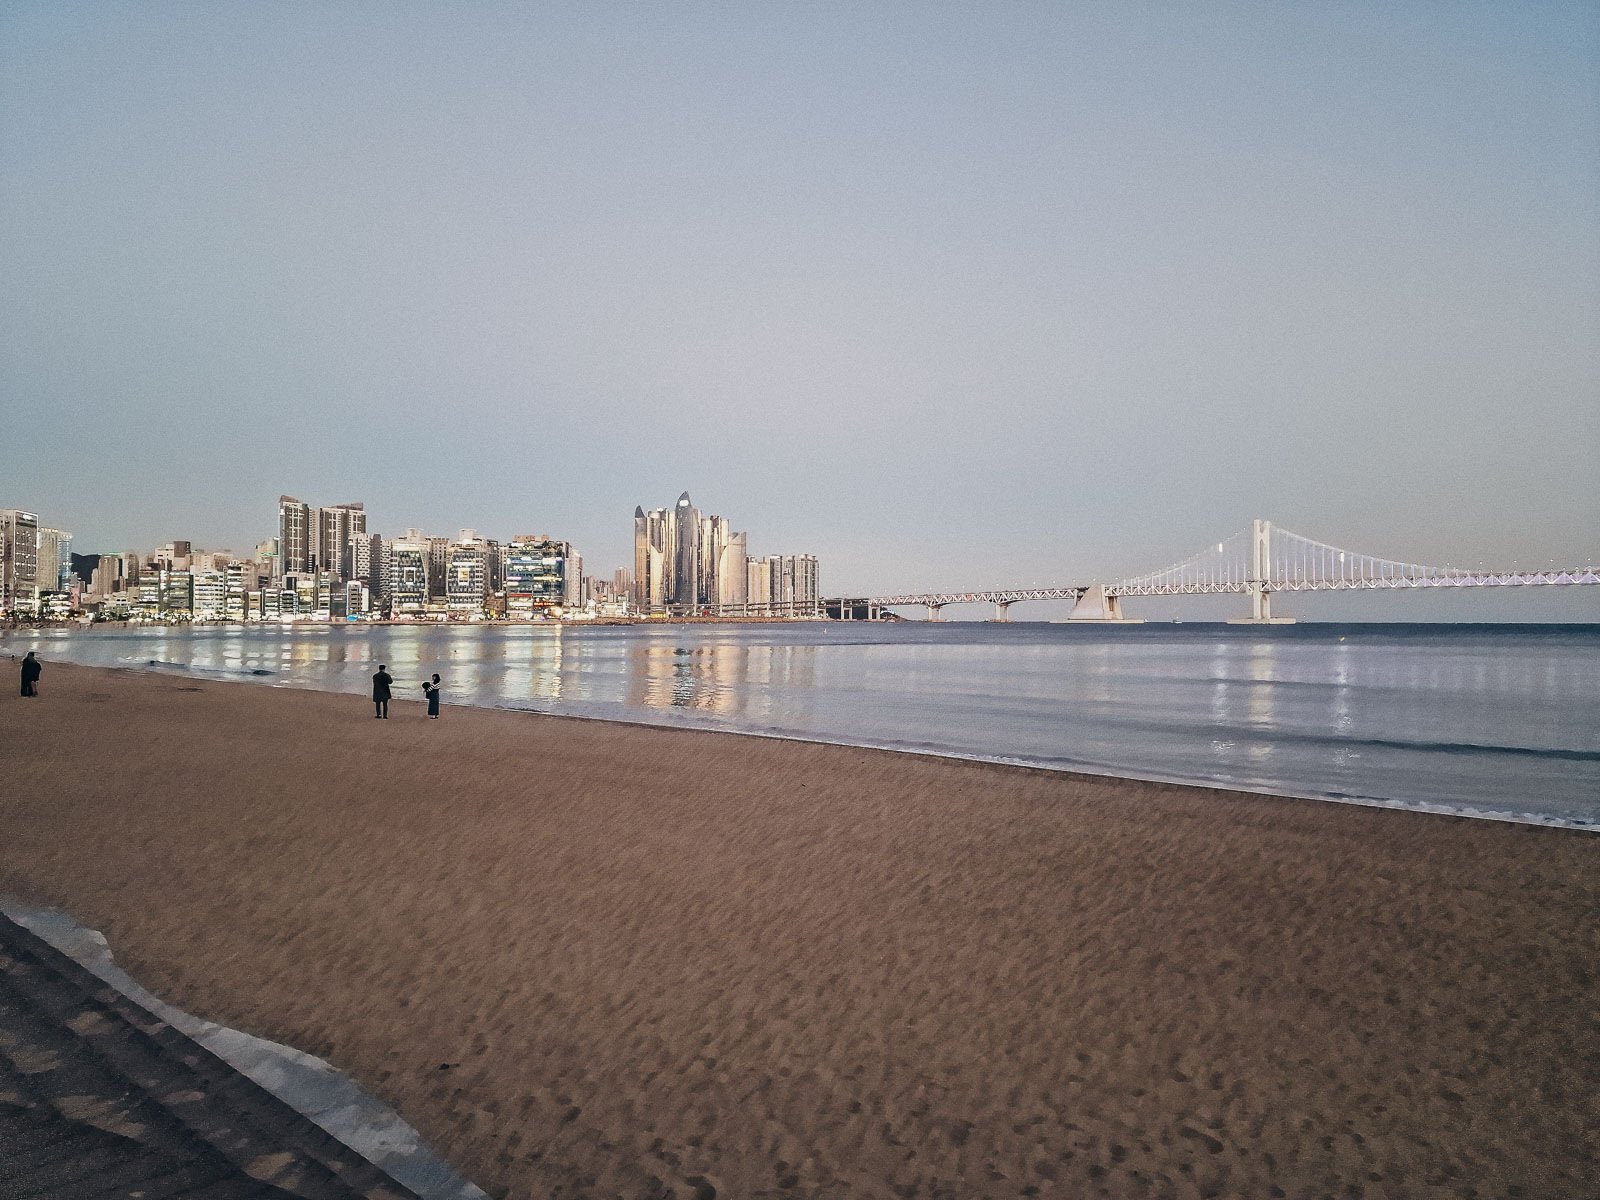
left=633, top=492, right=819, bottom=617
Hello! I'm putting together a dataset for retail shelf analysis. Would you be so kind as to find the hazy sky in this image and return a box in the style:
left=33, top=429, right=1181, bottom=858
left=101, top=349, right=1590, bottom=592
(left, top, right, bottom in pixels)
left=3, top=3, right=1596, bottom=617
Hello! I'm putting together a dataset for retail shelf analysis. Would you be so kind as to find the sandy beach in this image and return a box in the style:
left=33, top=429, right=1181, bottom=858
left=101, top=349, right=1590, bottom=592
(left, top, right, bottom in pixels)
left=1, top=661, right=1595, bottom=1199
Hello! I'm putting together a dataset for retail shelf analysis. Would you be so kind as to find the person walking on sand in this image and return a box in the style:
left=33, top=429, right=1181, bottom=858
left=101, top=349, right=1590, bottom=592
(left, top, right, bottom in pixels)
left=19, top=651, right=41, bottom=697
left=422, top=673, right=442, bottom=719
left=372, top=664, right=393, bottom=719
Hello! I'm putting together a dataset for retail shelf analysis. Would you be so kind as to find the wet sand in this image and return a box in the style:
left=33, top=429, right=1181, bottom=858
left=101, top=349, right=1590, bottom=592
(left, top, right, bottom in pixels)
left=2, top=661, right=1596, bottom=1198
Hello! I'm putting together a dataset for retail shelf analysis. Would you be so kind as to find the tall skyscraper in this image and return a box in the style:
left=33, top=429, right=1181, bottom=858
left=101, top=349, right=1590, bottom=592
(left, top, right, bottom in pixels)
left=278, top=496, right=312, bottom=577
left=671, top=492, right=700, bottom=610
left=427, top=537, right=451, bottom=600
left=278, top=496, right=365, bottom=579
left=747, top=554, right=821, bottom=615
left=634, top=506, right=669, bottom=613
left=36, top=527, right=72, bottom=592
left=350, top=532, right=383, bottom=602
left=316, top=503, right=366, bottom=579
left=632, top=492, right=752, bottom=615
left=0, top=509, right=40, bottom=615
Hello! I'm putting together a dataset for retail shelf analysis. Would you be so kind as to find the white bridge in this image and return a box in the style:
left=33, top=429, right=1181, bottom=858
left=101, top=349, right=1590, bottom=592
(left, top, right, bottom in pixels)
left=826, top=520, right=1599, bottom=622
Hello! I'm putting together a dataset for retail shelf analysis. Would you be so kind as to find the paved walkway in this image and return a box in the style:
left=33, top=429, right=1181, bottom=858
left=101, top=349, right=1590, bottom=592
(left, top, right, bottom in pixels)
left=0, top=913, right=420, bottom=1199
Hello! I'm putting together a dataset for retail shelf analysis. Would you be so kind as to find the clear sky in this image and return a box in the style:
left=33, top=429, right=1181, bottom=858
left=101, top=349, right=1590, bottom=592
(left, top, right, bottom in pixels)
left=2, top=3, right=1596, bottom=618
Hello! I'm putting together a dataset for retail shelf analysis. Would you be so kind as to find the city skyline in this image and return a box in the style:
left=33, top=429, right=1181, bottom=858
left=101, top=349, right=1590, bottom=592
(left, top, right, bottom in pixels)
left=0, top=486, right=827, bottom=621
left=7, top=486, right=1597, bottom=623
left=3, top=5, right=1594, bottom=606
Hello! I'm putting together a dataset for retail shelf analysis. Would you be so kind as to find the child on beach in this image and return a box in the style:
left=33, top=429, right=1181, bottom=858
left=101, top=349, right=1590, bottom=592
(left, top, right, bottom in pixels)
left=422, top=673, right=442, bottom=719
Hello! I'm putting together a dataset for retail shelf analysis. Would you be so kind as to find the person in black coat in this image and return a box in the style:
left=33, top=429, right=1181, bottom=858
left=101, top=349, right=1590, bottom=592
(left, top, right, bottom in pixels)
left=423, top=673, right=442, bottom=719
left=372, top=664, right=393, bottom=719
left=20, top=651, right=41, bottom=697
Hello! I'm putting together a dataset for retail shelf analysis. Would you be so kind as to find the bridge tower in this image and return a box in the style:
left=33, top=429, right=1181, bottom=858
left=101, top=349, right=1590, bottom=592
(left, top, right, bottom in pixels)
left=1231, top=518, right=1295, bottom=624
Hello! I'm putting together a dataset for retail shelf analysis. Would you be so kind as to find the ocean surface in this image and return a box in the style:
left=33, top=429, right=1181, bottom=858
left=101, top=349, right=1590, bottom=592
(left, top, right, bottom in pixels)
left=8, top=622, right=1598, bottom=829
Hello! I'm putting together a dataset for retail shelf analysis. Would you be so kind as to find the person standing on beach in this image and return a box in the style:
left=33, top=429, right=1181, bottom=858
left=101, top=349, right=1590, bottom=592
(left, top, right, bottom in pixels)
left=19, top=651, right=41, bottom=697
left=372, top=664, right=393, bottom=719
left=423, top=673, right=442, bottom=719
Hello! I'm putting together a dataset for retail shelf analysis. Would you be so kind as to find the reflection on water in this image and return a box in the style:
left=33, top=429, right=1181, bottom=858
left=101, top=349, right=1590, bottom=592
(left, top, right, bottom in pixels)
left=8, top=622, right=1599, bottom=826
left=625, top=639, right=818, bottom=716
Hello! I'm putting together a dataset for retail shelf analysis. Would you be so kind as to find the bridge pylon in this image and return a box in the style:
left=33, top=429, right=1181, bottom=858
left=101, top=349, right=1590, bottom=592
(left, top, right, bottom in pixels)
left=1229, top=518, right=1296, bottom=624
left=926, top=603, right=946, bottom=621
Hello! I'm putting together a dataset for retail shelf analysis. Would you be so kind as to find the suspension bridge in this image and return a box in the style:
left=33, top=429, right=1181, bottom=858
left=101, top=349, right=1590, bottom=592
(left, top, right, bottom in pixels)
left=824, top=520, right=1598, bottom=622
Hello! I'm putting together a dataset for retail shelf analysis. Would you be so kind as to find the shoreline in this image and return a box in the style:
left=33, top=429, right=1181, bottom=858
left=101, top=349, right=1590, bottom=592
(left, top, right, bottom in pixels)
left=12, top=651, right=1597, bottom=834
left=3, top=661, right=1597, bottom=1197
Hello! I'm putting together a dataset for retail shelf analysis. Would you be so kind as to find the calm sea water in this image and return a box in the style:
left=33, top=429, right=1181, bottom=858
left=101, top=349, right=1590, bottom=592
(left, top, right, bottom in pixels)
left=8, top=622, right=1598, bottom=828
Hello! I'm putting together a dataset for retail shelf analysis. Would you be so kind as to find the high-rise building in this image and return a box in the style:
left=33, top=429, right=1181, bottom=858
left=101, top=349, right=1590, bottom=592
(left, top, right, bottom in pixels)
left=424, top=536, right=450, bottom=600
left=278, top=496, right=365, bottom=579
left=0, top=509, right=40, bottom=615
left=37, top=527, right=72, bottom=592
left=316, top=503, right=365, bottom=579
left=90, top=556, right=124, bottom=597
left=745, top=554, right=820, bottom=616
left=714, top=525, right=747, bottom=611
left=278, top=496, right=312, bottom=577
left=632, top=492, right=752, bottom=615
left=350, top=532, right=383, bottom=601
left=634, top=506, right=669, bottom=613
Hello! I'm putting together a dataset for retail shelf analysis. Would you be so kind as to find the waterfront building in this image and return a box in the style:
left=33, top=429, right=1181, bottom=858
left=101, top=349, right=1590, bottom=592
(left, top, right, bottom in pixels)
left=344, top=580, right=370, bottom=617
left=486, top=538, right=504, bottom=594
left=192, top=570, right=227, bottom=621
left=672, top=492, right=701, bottom=611
left=278, top=496, right=313, bottom=576
left=350, top=532, right=383, bottom=602
left=132, top=576, right=162, bottom=618
left=376, top=538, right=393, bottom=607
left=505, top=536, right=575, bottom=617
left=445, top=531, right=489, bottom=614
left=713, top=524, right=747, bottom=612
left=427, top=537, right=451, bottom=600
left=316, top=503, right=366, bottom=578
left=162, top=570, right=195, bottom=616
left=1, top=509, right=40, bottom=615
left=745, top=554, right=821, bottom=616
left=277, top=496, right=365, bottom=579
left=631, top=492, right=817, bottom=617
left=634, top=506, right=670, bottom=614
left=388, top=538, right=429, bottom=614
left=745, top=557, right=772, bottom=610
left=224, top=561, right=254, bottom=620
left=89, top=556, right=123, bottom=597
left=633, top=492, right=750, bottom=615
left=37, top=527, right=72, bottom=592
